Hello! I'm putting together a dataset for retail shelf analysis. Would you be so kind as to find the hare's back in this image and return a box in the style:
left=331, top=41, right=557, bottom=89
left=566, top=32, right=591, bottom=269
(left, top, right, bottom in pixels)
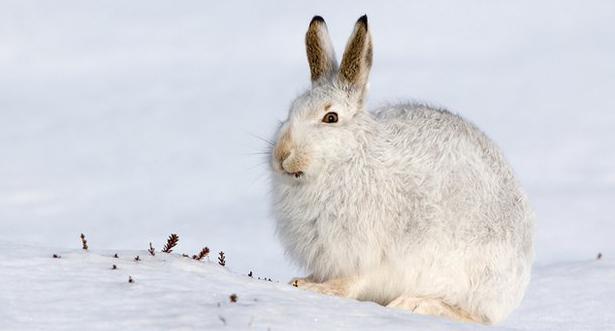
left=374, top=103, right=477, bottom=138
left=373, top=103, right=497, bottom=160
left=373, top=103, right=532, bottom=243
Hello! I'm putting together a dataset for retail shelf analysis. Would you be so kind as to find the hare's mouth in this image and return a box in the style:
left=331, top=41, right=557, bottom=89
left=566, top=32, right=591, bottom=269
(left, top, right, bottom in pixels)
left=285, top=171, right=304, bottom=179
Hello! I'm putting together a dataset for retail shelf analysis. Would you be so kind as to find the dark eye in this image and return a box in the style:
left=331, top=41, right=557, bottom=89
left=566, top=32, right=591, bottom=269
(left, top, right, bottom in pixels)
left=322, top=112, right=338, bottom=123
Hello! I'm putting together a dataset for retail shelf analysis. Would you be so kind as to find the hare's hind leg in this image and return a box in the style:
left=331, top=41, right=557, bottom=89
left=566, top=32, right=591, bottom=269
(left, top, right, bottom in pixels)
left=289, top=275, right=355, bottom=297
left=386, top=296, right=484, bottom=324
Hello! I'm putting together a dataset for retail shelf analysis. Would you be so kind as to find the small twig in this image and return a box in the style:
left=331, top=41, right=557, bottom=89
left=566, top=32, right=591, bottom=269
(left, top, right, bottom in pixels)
left=134, top=255, right=140, bottom=262
left=193, top=247, right=210, bottom=261
left=52, top=254, right=61, bottom=259
left=253, top=271, right=276, bottom=283
left=80, top=233, right=88, bottom=250
left=161, top=234, right=179, bottom=253
left=148, top=242, right=156, bottom=256
left=218, top=251, right=226, bottom=266
left=248, top=271, right=253, bottom=278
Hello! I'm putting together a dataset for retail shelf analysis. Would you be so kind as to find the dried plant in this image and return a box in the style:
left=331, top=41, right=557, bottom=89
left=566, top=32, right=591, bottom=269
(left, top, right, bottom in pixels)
left=52, top=254, right=61, bottom=259
left=148, top=242, right=156, bottom=256
left=252, top=271, right=275, bottom=282
left=218, top=251, right=226, bottom=266
left=229, top=294, right=238, bottom=303
left=161, top=234, right=179, bottom=253
left=182, top=254, right=189, bottom=258
left=128, top=276, right=134, bottom=283
left=113, top=253, right=119, bottom=258
left=112, top=265, right=117, bottom=270
left=134, top=255, right=140, bottom=262
left=597, top=252, right=603, bottom=260
left=80, top=233, right=88, bottom=250
left=193, top=247, right=210, bottom=261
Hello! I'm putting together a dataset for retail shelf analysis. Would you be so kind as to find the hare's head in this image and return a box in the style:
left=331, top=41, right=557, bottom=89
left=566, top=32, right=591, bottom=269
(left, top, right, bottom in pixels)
left=271, top=15, right=373, bottom=181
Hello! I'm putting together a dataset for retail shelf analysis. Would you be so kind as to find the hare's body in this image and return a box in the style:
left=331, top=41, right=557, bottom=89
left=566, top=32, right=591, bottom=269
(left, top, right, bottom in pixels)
left=274, top=103, right=533, bottom=323
left=271, top=16, right=533, bottom=324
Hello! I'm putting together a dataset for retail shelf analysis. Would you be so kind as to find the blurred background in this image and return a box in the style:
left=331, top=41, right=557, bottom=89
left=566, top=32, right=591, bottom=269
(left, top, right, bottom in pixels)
left=1, top=1, right=614, bottom=280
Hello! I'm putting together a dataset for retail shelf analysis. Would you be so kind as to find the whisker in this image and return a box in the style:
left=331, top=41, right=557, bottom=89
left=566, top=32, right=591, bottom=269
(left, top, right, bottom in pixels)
left=247, top=161, right=271, bottom=169
left=246, top=168, right=273, bottom=188
left=248, top=133, right=275, bottom=146
left=243, top=151, right=272, bottom=156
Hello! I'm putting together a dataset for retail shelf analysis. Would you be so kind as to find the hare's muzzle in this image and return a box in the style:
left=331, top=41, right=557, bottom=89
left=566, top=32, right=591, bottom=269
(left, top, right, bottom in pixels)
left=273, top=128, right=309, bottom=179
left=277, top=150, right=308, bottom=179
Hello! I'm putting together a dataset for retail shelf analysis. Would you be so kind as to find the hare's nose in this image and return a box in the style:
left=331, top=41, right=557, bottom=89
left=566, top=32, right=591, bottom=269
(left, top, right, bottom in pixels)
left=279, top=150, right=291, bottom=167
left=279, top=151, right=304, bottom=178
left=279, top=150, right=293, bottom=170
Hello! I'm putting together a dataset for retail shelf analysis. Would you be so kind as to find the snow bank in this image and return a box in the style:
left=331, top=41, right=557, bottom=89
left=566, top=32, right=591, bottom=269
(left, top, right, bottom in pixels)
left=1, top=241, right=613, bottom=330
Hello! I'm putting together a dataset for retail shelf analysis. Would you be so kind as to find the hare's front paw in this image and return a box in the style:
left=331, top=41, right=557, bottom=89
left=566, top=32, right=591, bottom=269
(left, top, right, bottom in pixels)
left=289, top=275, right=313, bottom=288
left=289, top=275, right=352, bottom=297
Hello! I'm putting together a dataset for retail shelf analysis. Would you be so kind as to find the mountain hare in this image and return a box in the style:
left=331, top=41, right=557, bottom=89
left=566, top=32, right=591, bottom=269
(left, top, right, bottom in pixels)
left=270, top=15, right=533, bottom=324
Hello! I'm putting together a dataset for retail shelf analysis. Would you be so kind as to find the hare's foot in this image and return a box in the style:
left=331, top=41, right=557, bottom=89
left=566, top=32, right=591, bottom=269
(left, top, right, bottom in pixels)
left=386, top=296, right=483, bottom=324
left=289, top=275, right=313, bottom=288
left=289, top=275, right=353, bottom=297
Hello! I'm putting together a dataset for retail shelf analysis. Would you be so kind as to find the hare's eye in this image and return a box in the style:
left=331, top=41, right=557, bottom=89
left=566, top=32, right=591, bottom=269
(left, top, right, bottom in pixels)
left=322, top=112, right=338, bottom=124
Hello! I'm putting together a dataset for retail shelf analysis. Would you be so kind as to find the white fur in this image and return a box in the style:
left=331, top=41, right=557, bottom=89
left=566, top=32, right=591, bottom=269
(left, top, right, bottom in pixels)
left=270, top=19, right=533, bottom=325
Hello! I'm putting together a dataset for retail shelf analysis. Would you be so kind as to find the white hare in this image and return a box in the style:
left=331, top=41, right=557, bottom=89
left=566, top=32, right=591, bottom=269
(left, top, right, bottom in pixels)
left=270, top=15, right=533, bottom=324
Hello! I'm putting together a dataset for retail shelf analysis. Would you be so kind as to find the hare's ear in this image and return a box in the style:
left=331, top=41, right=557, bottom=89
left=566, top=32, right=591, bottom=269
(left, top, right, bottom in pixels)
left=339, top=15, right=372, bottom=89
left=305, top=16, right=338, bottom=85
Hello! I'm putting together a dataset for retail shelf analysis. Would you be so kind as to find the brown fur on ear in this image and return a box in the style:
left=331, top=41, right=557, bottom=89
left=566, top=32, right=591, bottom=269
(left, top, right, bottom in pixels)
left=339, top=15, right=373, bottom=88
left=305, top=16, right=338, bottom=84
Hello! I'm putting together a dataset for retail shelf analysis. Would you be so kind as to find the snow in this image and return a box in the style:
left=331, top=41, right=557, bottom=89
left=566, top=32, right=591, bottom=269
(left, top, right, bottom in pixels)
left=2, top=242, right=613, bottom=330
left=1, top=0, right=615, bottom=329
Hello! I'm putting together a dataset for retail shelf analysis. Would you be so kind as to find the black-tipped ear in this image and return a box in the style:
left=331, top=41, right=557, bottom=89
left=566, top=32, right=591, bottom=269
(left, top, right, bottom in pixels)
left=357, top=14, right=368, bottom=27
left=305, top=15, right=338, bottom=85
left=339, top=15, right=373, bottom=89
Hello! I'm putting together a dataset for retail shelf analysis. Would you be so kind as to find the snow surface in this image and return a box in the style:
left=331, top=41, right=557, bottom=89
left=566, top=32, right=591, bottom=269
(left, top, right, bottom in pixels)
left=1, top=0, right=615, bottom=330
left=1, top=242, right=613, bottom=331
